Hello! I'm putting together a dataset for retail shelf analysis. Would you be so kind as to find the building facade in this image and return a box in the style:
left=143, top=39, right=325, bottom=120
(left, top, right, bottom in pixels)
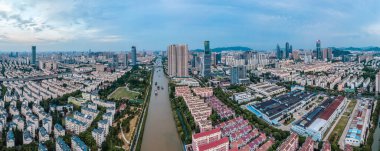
left=167, top=44, right=189, bottom=77
left=202, top=41, right=212, bottom=77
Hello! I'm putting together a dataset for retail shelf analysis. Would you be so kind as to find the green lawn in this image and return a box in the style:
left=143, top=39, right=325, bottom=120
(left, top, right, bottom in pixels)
left=328, top=115, right=349, bottom=143
left=108, top=87, right=140, bottom=100
left=328, top=100, right=357, bottom=144
left=344, top=100, right=357, bottom=116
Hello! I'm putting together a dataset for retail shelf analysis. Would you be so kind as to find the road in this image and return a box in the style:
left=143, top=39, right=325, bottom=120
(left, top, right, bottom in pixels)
left=140, top=58, right=182, bottom=151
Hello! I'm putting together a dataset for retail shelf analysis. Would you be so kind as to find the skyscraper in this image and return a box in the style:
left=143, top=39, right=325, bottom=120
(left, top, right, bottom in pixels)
left=276, top=44, right=282, bottom=60
left=376, top=71, right=380, bottom=93
left=167, top=44, right=189, bottom=77
left=131, top=46, right=137, bottom=66
left=215, top=53, right=222, bottom=65
left=285, top=42, right=289, bottom=59
left=327, top=48, right=333, bottom=61
left=202, top=41, right=211, bottom=77
left=124, top=53, right=128, bottom=66
left=289, top=45, right=293, bottom=59
left=112, top=54, right=119, bottom=68
left=191, top=54, right=197, bottom=68
left=316, top=40, right=322, bottom=60
left=230, top=65, right=247, bottom=84
left=32, top=46, right=36, bottom=65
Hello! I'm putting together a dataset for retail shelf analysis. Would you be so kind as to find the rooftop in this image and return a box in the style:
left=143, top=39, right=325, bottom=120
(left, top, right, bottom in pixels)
left=72, top=136, right=88, bottom=151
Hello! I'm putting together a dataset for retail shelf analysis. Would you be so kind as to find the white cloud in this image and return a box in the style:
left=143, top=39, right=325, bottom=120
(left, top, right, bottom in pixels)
left=0, top=0, right=122, bottom=43
left=364, top=23, right=380, bottom=35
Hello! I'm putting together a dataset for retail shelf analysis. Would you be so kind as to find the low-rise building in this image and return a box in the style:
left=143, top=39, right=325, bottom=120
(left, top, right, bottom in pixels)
left=277, top=133, right=298, bottom=151
left=247, top=90, right=316, bottom=125
left=231, top=92, right=255, bottom=104
left=299, top=137, right=314, bottom=151
left=192, top=128, right=229, bottom=151
left=291, top=96, right=347, bottom=141
left=344, top=98, right=373, bottom=147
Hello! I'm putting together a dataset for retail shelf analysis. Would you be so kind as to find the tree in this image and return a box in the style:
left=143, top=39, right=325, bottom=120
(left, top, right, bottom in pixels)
left=79, top=131, right=97, bottom=151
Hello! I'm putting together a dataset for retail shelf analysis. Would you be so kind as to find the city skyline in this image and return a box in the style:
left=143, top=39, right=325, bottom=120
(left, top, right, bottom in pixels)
left=0, top=0, right=380, bottom=51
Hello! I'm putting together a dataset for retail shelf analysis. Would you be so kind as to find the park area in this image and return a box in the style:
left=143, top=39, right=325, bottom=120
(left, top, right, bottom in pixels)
left=108, top=87, right=140, bottom=100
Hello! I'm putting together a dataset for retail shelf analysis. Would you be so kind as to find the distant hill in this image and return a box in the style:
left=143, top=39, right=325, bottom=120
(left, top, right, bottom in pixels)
left=192, top=46, right=252, bottom=52
left=330, top=48, right=351, bottom=57
left=333, top=46, right=380, bottom=51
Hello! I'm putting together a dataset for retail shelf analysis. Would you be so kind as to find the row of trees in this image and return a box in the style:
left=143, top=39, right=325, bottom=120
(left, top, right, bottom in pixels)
left=169, top=83, right=194, bottom=144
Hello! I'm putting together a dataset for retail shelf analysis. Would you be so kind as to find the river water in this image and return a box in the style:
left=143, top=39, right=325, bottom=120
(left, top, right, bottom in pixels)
left=141, top=58, right=183, bottom=151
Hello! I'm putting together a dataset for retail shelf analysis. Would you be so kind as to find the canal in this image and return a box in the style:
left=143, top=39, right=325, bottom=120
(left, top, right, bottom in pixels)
left=140, top=58, right=183, bottom=151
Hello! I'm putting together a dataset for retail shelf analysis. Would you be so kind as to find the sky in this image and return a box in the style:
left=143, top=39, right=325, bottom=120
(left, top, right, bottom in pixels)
left=0, top=0, right=380, bottom=52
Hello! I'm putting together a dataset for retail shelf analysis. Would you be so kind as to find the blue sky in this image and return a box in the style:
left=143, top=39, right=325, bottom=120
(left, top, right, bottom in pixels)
left=0, top=0, right=380, bottom=52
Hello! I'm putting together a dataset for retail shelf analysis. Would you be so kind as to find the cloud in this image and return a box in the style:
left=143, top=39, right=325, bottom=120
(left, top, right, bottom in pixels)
left=0, top=0, right=122, bottom=44
left=96, top=35, right=124, bottom=42
left=364, top=23, right=380, bottom=35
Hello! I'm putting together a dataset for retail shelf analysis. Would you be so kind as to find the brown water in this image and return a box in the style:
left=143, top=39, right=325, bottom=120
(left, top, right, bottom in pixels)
left=141, top=59, right=183, bottom=151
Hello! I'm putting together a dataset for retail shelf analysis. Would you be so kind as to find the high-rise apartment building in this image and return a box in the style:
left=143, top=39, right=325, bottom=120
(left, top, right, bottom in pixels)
left=215, top=53, right=222, bottom=65
left=285, top=42, right=290, bottom=59
left=124, top=53, right=128, bottom=66
left=131, top=46, right=137, bottom=66
left=202, top=41, right=211, bottom=77
left=32, top=46, right=37, bottom=65
left=167, top=44, right=189, bottom=77
left=191, top=54, right=197, bottom=68
left=376, top=71, right=380, bottom=93
left=276, top=44, right=282, bottom=60
left=322, top=48, right=333, bottom=61
left=230, top=65, right=247, bottom=85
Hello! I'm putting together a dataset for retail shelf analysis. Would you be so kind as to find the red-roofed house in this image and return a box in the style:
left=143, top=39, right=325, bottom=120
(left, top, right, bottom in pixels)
left=321, top=141, right=331, bottom=151
left=299, top=137, right=314, bottom=151
left=198, top=137, right=229, bottom=151
left=277, top=133, right=298, bottom=151
left=192, top=128, right=223, bottom=151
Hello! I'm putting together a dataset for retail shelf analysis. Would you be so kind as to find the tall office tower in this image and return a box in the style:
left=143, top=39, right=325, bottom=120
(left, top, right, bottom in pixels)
left=202, top=41, right=211, bottom=77
left=316, top=40, right=322, bottom=60
left=131, top=46, right=137, bottom=66
left=322, top=49, right=328, bottom=61
left=276, top=44, right=282, bottom=60
left=289, top=45, right=293, bottom=59
left=327, top=48, right=333, bottom=61
left=32, top=46, right=36, bottom=65
left=230, top=65, right=247, bottom=85
left=124, top=53, right=128, bottom=66
left=211, top=53, right=217, bottom=65
left=216, top=53, right=222, bottom=65
left=191, top=54, right=197, bottom=68
left=112, top=54, right=119, bottom=68
left=376, top=71, right=380, bottom=93
left=167, top=44, right=189, bottom=77
left=285, top=42, right=289, bottom=59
